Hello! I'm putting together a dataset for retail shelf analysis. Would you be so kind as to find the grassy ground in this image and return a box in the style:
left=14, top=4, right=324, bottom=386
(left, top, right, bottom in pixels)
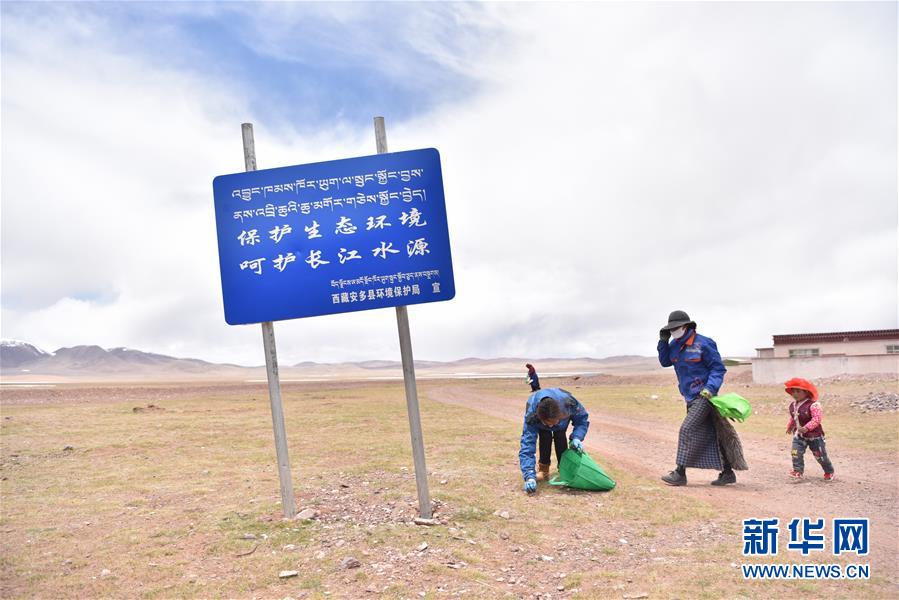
left=1, top=380, right=895, bottom=598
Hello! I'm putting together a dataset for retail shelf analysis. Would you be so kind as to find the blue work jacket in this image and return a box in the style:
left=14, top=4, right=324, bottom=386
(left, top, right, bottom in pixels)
left=527, top=370, right=540, bottom=391
left=657, top=329, right=726, bottom=402
left=518, top=388, right=589, bottom=481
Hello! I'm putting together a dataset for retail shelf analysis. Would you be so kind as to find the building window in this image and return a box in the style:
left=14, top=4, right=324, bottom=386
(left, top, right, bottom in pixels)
left=789, top=348, right=820, bottom=358
left=887, top=345, right=899, bottom=354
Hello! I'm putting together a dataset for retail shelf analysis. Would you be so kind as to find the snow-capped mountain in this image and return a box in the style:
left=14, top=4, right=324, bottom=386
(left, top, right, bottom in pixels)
left=1, top=340, right=50, bottom=368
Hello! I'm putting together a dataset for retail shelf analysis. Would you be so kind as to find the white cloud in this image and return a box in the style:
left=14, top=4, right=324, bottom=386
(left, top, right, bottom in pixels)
left=1, top=2, right=895, bottom=365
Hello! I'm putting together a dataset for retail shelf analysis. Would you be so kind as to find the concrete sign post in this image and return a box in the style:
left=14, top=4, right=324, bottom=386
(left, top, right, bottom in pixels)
left=213, top=122, right=454, bottom=519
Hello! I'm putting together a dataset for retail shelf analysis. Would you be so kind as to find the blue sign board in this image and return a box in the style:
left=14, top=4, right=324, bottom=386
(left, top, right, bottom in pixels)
left=212, top=148, right=455, bottom=325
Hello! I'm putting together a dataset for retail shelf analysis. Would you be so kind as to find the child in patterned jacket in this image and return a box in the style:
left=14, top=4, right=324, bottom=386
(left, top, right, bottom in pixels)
left=784, top=377, right=835, bottom=481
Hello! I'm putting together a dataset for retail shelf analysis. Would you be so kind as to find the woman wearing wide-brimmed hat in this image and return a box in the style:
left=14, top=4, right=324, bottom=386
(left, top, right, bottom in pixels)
left=657, top=310, right=747, bottom=486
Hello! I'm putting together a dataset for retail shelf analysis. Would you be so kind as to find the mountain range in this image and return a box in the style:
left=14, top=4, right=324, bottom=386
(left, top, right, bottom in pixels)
left=0, top=339, right=663, bottom=382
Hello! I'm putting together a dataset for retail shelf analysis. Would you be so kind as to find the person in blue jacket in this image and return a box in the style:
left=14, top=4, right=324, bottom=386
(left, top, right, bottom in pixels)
left=525, top=363, right=540, bottom=391
left=518, top=388, right=590, bottom=493
left=657, top=309, right=739, bottom=487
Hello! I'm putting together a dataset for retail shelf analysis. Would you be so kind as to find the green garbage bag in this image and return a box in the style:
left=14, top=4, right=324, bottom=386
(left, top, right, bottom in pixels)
left=548, top=449, right=616, bottom=491
left=709, top=392, right=752, bottom=422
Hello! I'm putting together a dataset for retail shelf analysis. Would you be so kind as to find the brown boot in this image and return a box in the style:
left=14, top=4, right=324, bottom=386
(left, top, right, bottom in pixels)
left=535, top=463, right=550, bottom=482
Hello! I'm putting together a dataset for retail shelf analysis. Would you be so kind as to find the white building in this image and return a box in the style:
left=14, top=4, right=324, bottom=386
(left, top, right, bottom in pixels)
left=752, top=329, right=899, bottom=383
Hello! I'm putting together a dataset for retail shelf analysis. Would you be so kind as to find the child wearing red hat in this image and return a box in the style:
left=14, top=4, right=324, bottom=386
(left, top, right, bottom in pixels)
left=784, top=377, right=835, bottom=481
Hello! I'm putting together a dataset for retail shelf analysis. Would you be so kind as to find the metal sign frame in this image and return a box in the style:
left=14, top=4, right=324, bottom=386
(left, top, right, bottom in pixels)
left=218, top=119, right=441, bottom=519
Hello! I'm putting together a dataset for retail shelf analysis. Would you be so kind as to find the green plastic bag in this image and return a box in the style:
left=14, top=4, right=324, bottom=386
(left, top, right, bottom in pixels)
left=548, top=449, right=616, bottom=491
left=709, top=392, right=752, bottom=422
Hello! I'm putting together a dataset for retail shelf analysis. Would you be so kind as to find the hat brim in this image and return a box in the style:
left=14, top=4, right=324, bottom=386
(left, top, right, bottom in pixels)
left=663, top=319, right=696, bottom=331
left=784, top=378, right=819, bottom=401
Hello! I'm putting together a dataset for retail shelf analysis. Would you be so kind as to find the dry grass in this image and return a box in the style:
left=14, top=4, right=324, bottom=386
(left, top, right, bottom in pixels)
left=1, top=380, right=895, bottom=598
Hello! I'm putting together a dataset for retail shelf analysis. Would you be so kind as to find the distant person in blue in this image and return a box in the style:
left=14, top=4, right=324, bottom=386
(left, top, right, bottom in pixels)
left=657, top=310, right=746, bottom=487
left=525, top=363, right=540, bottom=391
left=518, top=388, right=590, bottom=493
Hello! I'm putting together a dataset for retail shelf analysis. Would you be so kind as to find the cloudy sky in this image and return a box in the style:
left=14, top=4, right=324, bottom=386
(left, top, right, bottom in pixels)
left=2, top=2, right=896, bottom=366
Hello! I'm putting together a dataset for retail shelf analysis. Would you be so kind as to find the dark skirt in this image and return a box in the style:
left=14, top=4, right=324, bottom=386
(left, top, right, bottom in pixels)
left=676, top=398, right=723, bottom=470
